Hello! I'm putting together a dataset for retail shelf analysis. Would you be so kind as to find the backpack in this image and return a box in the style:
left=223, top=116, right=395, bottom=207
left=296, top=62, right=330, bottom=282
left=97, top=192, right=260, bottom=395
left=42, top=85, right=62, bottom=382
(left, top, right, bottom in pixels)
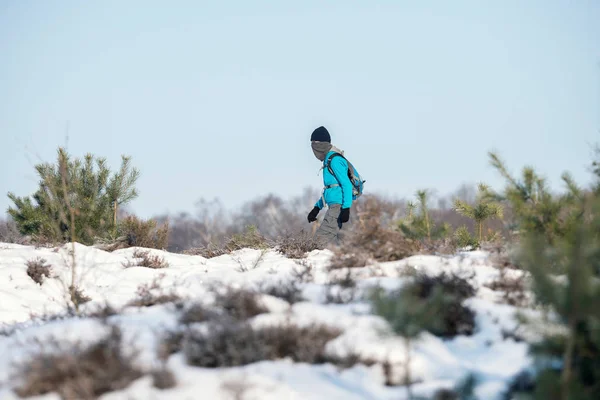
left=324, top=152, right=366, bottom=200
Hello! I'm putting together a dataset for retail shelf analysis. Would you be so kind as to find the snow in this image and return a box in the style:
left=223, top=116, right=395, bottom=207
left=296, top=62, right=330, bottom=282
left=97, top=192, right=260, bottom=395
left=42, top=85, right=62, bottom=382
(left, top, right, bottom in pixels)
left=0, top=243, right=535, bottom=399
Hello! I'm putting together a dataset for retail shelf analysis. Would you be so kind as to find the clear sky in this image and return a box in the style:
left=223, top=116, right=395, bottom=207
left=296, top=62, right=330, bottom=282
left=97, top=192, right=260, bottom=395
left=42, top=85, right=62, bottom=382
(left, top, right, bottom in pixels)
left=1, top=1, right=599, bottom=218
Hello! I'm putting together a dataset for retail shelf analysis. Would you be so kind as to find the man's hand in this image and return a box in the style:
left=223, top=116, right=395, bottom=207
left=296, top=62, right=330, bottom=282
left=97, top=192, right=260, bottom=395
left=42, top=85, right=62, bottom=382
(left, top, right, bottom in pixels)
left=339, top=208, right=350, bottom=223
left=307, top=206, right=320, bottom=223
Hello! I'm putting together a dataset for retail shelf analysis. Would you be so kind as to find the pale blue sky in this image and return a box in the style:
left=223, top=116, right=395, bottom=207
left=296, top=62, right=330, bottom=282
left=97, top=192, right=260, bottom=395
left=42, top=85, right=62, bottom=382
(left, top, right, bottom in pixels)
left=1, top=1, right=599, bottom=218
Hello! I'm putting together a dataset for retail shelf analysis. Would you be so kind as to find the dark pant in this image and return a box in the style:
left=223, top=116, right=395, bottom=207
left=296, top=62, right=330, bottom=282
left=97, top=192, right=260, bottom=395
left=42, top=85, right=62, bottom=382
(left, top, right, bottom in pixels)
left=314, top=204, right=343, bottom=246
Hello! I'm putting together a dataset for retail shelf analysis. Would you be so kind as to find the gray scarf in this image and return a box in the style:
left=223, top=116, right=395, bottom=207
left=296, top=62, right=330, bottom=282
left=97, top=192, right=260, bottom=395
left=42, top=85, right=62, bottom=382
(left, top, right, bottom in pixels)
left=311, top=141, right=332, bottom=161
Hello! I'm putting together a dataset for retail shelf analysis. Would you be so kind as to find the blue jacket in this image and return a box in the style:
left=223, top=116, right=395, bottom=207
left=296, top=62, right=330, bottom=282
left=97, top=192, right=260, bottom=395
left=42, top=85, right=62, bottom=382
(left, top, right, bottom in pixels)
left=315, top=151, right=354, bottom=210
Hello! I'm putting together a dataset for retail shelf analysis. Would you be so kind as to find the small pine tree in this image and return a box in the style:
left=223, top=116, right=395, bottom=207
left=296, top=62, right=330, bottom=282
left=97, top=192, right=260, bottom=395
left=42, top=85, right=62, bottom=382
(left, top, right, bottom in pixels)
left=399, top=190, right=450, bottom=242
left=107, top=156, right=140, bottom=236
left=516, top=196, right=600, bottom=400
left=453, top=226, right=479, bottom=249
left=504, top=150, right=600, bottom=400
left=7, top=148, right=140, bottom=245
left=370, top=283, right=447, bottom=399
left=488, top=152, right=578, bottom=244
left=453, top=183, right=503, bottom=242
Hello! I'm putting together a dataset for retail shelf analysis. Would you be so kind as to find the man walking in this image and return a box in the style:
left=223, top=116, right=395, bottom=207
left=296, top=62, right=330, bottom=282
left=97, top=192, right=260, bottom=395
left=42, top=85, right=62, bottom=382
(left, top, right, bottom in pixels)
left=307, top=126, right=354, bottom=246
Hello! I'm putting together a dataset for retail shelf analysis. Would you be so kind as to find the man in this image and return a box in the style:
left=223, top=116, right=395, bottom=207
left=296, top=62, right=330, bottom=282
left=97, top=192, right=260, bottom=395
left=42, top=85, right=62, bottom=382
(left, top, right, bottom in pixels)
left=307, top=126, right=353, bottom=245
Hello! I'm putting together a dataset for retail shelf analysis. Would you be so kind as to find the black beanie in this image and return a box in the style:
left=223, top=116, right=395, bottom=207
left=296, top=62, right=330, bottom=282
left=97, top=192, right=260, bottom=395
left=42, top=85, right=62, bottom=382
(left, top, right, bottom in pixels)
left=310, top=126, right=331, bottom=142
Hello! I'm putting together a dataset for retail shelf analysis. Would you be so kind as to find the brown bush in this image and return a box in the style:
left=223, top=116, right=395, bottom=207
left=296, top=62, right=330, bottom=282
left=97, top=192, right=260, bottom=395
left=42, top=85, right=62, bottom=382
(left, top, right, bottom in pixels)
left=184, top=320, right=341, bottom=368
left=122, top=249, right=169, bottom=269
left=118, top=215, right=169, bottom=250
left=325, top=269, right=358, bottom=304
left=213, top=286, right=268, bottom=321
left=180, top=303, right=218, bottom=325
left=337, top=196, right=419, bottom=262
left=412, top=272, right=477, bottom=338
left=69, top=285, right=91, bottom=306
left=260, top=280, right=305, bottom=304
left=14, top=325, right=142, bottom=399
left=328, top=251, right=371, bottom=270
left=486, top=268, right=528, bottom=307
left=126, top=278, right=181, bottom=308
left=152, top=367, right=177, bottom=390
left=182, top=245, right=227, bottom=258
left=274, top=231, right=320, bottom=259
left=26, top=257, right=52, bottom=285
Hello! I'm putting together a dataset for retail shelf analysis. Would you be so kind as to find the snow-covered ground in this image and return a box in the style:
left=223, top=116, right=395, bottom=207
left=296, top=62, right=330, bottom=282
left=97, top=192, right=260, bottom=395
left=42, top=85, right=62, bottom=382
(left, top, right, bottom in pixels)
left=0, top=243, right=533, bottom=399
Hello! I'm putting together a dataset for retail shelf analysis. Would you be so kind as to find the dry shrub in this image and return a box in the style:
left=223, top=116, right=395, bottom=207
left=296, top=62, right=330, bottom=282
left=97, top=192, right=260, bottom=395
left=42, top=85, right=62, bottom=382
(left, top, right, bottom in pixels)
left=337, top=196, right=419, bottom=263
left=325, top=269, right=358, bottom=304
left=83, top=303, right=119, bottom=320
left=274, top=231, right=320, bottom=259
left=413, top=272, right=477, bottom=338
left=26, top=257, right=52, bottom=285
left=69, top=285, right=91, bottom=306
left=126, top=277, right=181, bottom=308
left=180, top=303, right=218, bottom=325
left=213, top=286, right=268, bottom=321
left=14, top=325, right=142, bottom=400
left=328, top=251, right=371, bottom=270
left=486, top=268, right=528, bottom=307
left=182, top=244, right=228, bottom=258
left=152, top=367, right=177, bottom=390
left=123, top=249, right=169, bottom=269
left=158, top=330, right=185, bottom=361
left=225, top=225, right=268, bottom=252
left=260, top=280, right=305, bottom=304
left=184, top=320, right=342, bottom=368
left=180, top=226, right=268, bottom=258
left=118, top=215, right=169, bottom=250
left=484, top=242, right=521, bottom=270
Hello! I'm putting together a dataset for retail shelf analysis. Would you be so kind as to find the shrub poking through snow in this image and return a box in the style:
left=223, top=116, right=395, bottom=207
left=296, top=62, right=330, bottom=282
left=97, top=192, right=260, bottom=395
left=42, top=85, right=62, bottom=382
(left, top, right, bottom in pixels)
left=328, top=251, right=371, bottom=270
left=179, top=303, right=218, bottom=325
left=152, top=367, right=177, bottom=390
left=486, top=268, right=528, bottom=307
left=123, top=249, right=169, bottom=269
left=68, top=285, right=92, bottom=306
left=225, top=225, right=268, bottom=252
left=117, top=215, right=169, bottom=250
left=26, top=257, right=52, bottom=285
left=260, top=280, right=305, bottom=304
left=274, top=230, right=320, bottom=258
left=184, top=320, right=341, bottom=368
left=412, top=272, right=476, bottom=338
left=342, top=196, right=419, bottom=262
left=213, top=286, right=268, bottom=320
left=14, top=325, right=142, bottom=399
left=127, top=277, right=181, bottom=308
left=325, top=269, right=359, bottom=304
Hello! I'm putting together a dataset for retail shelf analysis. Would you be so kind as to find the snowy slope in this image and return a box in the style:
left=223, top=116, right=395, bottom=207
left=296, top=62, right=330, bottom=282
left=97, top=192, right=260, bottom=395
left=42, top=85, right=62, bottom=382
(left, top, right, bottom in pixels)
left=0, top=243, right=533, bottom=400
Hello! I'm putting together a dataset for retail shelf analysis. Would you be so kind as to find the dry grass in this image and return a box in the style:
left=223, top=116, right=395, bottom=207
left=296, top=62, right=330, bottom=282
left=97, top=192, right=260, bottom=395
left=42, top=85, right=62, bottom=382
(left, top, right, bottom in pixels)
left=14, top=325, right=142, bottom=400
left=26, top=257, right=52, bottom=285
